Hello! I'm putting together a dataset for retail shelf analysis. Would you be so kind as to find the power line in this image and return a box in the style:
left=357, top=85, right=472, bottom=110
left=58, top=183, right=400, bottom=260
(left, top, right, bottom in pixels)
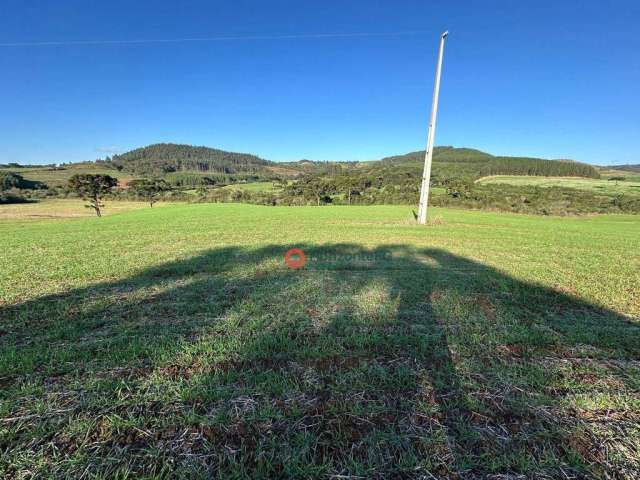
left=0, top=30, right=432, bottom=48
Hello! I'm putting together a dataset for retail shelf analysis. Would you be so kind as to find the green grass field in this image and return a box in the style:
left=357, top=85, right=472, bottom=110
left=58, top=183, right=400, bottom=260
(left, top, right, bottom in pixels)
left=1, top=202, right=639, bottom=478
left=478, top=175, right=640, bottom=196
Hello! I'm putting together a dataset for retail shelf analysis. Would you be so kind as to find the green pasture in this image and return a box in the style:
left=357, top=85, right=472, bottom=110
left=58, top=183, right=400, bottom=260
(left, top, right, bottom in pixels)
left=1, top=203, right=639, bottom=478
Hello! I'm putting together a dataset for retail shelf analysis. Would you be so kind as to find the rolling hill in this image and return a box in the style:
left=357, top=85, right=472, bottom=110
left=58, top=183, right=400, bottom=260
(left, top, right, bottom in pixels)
left=104, top=143, right=601, bottom=180
left=379, top=147, right=493, bottom=164
left=2, top=143, right=603, bottom=189
left=105, top=143, right=271, bottom=175
left=376, top=148, right=600, bottom=180
left=610, top=164, right=640, bottom=173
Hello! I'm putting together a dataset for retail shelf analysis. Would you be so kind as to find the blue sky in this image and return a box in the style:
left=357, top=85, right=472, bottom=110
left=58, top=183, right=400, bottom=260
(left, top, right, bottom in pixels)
left=0, top=0, right=638, bottom=166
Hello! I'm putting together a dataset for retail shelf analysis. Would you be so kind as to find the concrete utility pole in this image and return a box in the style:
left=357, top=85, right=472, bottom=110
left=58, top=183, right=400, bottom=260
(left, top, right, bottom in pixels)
left=417, top=30, right=448, bottom=224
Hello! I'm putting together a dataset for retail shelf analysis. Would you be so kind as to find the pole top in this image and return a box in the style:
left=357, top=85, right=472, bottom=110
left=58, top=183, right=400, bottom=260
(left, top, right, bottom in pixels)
left=441, top=31, right=449, bottom=38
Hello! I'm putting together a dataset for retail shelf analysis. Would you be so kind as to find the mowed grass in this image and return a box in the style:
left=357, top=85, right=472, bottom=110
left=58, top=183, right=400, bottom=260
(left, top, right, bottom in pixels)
left=478, top=175, right=640, bottom=196
left=1, top=203, right=639, bottom=478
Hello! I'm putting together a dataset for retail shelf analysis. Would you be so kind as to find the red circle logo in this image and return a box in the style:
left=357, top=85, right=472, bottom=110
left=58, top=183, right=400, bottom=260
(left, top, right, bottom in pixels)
left=284, top=248, right=306, bottom=269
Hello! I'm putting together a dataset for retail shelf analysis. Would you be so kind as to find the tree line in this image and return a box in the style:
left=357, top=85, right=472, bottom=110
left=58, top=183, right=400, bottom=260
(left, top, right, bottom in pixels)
left=480, top=157, right=600, bottom=178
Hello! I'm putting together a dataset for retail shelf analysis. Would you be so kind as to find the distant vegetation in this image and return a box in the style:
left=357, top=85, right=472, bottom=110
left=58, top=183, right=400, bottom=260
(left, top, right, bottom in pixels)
left=0, top=193, right=32, bottom=205
left=163, top=171, right=263, bottom=187
left=480, top=157, right=599, bottom=178
left=163, top=172, right=218, bottom=187
left=0, top=172, right=44, bottom=203
left=0, top=172, right=43, bottom=191
left=1, top=143, right=637, bottom=215
left=129, top=178, right=171, bottom=207
left=379, top=148, right=601, bottom=179
left=0, top=162, right=57, bottom=169
left=611, top=164, right=640, bottom=173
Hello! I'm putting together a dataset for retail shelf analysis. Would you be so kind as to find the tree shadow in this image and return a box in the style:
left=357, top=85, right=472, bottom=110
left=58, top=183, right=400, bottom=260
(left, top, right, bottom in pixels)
left=1, top=244, right=638, bottom=478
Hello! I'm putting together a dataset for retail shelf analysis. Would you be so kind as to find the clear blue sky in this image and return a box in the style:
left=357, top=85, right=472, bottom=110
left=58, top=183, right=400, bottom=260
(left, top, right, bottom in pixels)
left=1, top=0, right=638, bottom=166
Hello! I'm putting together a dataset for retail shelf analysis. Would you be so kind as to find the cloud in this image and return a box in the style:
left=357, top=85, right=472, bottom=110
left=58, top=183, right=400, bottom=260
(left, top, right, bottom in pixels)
left=95, top=146, right=122, bottom=155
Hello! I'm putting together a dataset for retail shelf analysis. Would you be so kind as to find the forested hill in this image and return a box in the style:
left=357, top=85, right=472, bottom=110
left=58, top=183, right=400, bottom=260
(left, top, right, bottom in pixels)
left=380, top=147, right=493, bottom=165
left=93, top=143, right=600, bottom=180
left=105, top=143, right=271, bottom=175
left=377, top=147, right=601, bottom=179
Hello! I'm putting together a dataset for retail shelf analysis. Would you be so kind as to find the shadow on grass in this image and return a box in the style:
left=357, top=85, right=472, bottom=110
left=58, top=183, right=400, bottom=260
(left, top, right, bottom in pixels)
left=1, top=244, right=639, bottom=478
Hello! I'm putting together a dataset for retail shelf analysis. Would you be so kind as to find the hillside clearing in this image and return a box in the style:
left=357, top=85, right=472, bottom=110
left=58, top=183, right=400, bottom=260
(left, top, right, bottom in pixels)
left=0, top=164, right=133, bottom=188
left=478, top=175, right=640, bottom=196
left=1, top=204, right=639, bottom=478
